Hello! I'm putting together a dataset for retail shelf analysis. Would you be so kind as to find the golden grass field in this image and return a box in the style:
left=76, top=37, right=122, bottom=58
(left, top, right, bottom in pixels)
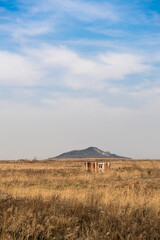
left=0, top=159, right=160, bottom=240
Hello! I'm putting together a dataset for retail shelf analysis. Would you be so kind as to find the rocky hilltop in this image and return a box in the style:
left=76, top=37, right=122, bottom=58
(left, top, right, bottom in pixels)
left=53, top=147, right=128, bottom=159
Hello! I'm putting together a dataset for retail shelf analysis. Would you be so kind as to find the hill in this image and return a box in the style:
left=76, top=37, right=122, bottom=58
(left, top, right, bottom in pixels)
left=52, top=147, right=128, bottom=159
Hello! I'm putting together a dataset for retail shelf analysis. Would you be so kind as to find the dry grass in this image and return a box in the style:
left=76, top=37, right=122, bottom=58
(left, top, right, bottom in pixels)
left=0, top=159, right=160, bottom=239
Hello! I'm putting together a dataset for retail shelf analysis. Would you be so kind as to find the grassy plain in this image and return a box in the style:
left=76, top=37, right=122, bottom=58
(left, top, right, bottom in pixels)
left=0, top=159, right=160, bottom=240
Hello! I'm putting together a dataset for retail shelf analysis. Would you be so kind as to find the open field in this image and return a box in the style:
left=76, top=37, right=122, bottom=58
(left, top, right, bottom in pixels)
left=0, top=159, right=160, bottom=240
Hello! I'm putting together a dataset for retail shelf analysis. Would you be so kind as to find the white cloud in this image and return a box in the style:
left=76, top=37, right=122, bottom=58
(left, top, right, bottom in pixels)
left=60, top=0, right=119, bottom=22
left=0, top=51, right=41, bottom=86
left=108, top=87, right=121, bottom=93
left=86, top=27, right=124, bottom=37
left=99, top=53, right=148, bottom=76
left=14, top=24, right=51, bottom=37
left=33, top=0, right=119, bottom=22
left=0, top=46, right=150, bottom=88
left=0, top=21, right=53, bottom=42
left=25, top=45, right=150, bottom=89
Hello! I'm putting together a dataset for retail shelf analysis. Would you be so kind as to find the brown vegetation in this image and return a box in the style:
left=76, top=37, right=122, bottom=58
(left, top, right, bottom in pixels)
left=0, top=159, right=160, bottom=239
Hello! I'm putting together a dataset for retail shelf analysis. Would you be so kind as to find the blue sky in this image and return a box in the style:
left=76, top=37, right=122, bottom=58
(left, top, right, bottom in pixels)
left=0, top=0, right=160, bottom=159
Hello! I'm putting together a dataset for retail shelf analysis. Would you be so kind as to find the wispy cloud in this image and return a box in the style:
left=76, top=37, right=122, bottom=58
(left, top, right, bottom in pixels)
left=31, top=0, right=120, bottom=22
left=86, top=27, right=125, bottom=37
left=0, top=22, right=52, bottom=40
left=0, top=45, right=150, bottom=89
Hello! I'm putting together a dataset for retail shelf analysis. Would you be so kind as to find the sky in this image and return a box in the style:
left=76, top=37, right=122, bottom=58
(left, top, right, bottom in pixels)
left=0, top=0, right=160, bottom=160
